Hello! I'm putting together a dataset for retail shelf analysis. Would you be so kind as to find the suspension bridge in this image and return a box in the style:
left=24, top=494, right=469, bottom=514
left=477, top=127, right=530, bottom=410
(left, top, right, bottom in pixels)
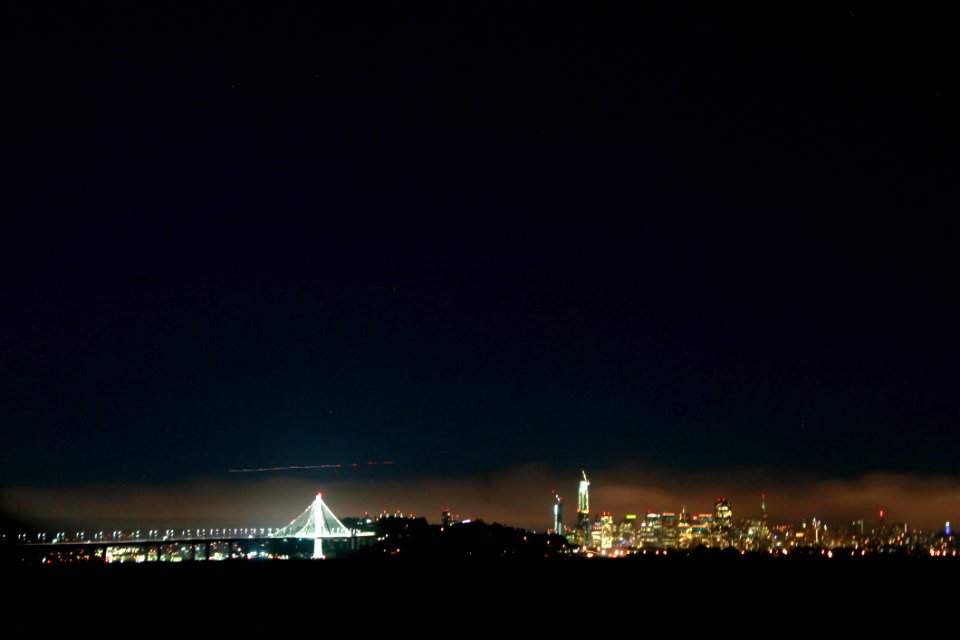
left=273, top=492, right=375, bottom=559
left=15, top=491, right=376, bottom=562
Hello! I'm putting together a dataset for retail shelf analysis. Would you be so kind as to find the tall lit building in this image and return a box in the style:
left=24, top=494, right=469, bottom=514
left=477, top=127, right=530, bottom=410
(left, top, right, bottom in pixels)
left=715, top=497, right=733, bottom=524
left=692, top=513, right=713, bottom=547
left=661, top=512, right=678, bottom=548
left=620, top=514, right=637, bottom=547
left=639, top=512, right=662, bottom=548
left=577, top=471, right=590, bottom=517
left=677, top=507, right=695, bottom=548
left=577, top=470, right=591, bottom=545
left=600, top=512, right=615, bottom=550
left=754, top=493, right=772, bottom=551
left=552, top=490, right=564, bottom=535
left=713, top=498, right=734, bottom=548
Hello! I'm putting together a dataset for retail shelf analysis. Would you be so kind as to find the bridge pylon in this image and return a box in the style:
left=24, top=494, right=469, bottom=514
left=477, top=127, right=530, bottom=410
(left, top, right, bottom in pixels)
left=272, top=491, right=354, bottom=559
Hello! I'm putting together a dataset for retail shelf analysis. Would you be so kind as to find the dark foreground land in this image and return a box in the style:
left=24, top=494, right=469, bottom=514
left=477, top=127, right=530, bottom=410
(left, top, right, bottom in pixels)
left=4, top=554, right=955, bottom=630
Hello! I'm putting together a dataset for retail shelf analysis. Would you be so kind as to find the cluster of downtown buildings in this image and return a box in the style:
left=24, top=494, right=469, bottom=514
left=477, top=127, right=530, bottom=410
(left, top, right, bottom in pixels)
left=551, top=471, right=958, bottom=556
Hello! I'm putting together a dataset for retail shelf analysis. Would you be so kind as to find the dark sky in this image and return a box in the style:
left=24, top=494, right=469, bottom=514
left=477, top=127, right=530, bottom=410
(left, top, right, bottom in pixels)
left=2, top=4, right=960, bottom=522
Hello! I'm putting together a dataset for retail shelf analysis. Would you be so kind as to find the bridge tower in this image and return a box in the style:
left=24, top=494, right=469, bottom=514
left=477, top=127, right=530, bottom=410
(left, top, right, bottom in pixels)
left=273, top=491, right=354, bottom=559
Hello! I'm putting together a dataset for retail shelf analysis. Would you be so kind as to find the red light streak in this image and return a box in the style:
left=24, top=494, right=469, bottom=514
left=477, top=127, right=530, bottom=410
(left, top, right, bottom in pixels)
left=227, top=460, right=393, bottom=473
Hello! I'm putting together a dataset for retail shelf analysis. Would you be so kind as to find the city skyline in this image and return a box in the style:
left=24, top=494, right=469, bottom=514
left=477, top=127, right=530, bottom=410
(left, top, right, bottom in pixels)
left=4, top=465, right=958, bottom=535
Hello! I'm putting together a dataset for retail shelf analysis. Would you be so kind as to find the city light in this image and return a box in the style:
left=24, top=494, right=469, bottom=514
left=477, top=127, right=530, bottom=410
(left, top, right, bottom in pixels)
left=8, top=477, right=959, bottom=564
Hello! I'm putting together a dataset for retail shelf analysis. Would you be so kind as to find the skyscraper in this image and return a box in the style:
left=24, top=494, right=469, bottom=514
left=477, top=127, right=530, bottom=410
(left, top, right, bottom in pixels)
left=639, top=512, right=663, bottom=548
left=660, top=512, right=678, bottom=548
left=713, top=497, right=734, bottom=548
left=744, top=494, right=771, bottom=552
left=619, top=514, right=637, bottom=547
left=552, top=490, right=564, bottom=535
left=599, top=512, right=615, bottom=550
left=577, top=470, right=591, bottom=546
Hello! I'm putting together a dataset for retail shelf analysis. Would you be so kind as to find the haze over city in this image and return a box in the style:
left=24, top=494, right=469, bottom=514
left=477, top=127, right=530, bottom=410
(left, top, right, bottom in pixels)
left=5, top=466, right=959, bottom=535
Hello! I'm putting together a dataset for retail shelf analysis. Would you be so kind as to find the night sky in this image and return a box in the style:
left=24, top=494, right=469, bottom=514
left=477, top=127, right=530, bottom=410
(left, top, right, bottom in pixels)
left=3, top=4, right=960, bottom=529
